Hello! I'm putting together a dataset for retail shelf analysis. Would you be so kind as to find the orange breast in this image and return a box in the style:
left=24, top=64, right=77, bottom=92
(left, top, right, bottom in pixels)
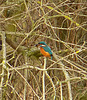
left=40, top=47, right=51, bottom=58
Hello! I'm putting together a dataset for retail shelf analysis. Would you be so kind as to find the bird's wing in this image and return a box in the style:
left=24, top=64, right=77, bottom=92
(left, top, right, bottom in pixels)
left=42, top=46, right=52, bottom=55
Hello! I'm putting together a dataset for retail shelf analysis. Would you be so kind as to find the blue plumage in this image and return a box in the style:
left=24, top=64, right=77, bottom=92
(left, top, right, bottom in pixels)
left=40, top=45, right=52, bottom=55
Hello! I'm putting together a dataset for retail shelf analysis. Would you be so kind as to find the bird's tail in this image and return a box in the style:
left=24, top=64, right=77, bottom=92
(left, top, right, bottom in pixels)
left=51, top=54, right=53, bottom=60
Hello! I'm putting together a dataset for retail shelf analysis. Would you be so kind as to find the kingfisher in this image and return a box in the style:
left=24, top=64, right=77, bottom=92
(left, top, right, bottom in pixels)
left=36, top=41, right=53, bottom=59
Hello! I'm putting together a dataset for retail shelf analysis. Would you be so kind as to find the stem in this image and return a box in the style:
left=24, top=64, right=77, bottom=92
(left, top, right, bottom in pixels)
left=53, top=52, right=72, bottom=100
left=43, top=57, right=46, bottom=100
left=0, top=32, right=6, bottom=100
left=24, top=56, right=28, bottom=100
left=60, top=63, right=72, bottom=100
left=60, top=82, right=63, bottom=100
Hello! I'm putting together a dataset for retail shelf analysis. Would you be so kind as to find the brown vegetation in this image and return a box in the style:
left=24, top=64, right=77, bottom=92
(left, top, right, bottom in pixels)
left=0, top=0, right=87, bottom=100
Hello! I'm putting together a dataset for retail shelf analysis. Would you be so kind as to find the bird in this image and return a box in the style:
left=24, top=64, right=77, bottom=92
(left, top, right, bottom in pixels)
left=36, top=41, right=53, bottom=59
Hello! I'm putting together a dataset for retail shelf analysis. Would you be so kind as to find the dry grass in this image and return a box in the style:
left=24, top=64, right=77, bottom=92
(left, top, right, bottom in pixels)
left=0, top=0, right=87, bottom=100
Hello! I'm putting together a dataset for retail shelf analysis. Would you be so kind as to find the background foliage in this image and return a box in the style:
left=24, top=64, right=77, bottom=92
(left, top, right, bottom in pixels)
left=0, top=0, right=87, bottom=100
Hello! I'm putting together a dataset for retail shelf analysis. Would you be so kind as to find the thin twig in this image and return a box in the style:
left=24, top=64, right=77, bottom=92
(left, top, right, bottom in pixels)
left=53, top=52, right=72, bottom=100
left=60, top=82, right=63, bottom=100
left=24, top=56, right=28, bottom=100
left=7, top=62, right=40, bottom=100
left=45, top=71, right=56, bottom=100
